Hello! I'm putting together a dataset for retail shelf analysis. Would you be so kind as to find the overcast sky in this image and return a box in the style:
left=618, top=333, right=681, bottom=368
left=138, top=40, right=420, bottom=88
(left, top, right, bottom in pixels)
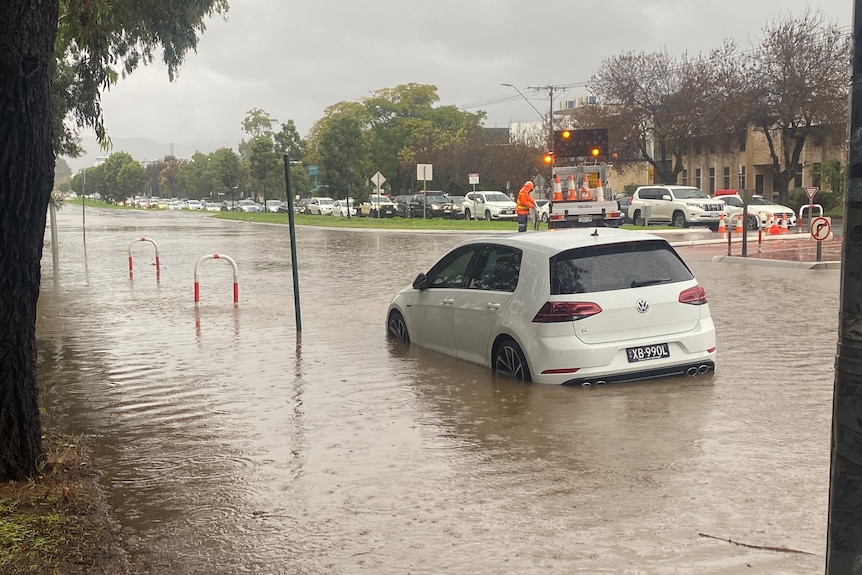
left=92, top=0, right=852, bottom=149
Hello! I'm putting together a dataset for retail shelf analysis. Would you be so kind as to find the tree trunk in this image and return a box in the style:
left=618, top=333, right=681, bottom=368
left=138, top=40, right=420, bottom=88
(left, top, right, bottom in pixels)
left=0, top=0, right=59, bottom=481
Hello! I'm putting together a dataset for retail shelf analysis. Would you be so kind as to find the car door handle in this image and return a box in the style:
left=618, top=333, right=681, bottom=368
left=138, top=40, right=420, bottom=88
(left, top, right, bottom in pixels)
left=442, top=298, right=455, bottom=305
left=486, top=303, right=501, bottom=310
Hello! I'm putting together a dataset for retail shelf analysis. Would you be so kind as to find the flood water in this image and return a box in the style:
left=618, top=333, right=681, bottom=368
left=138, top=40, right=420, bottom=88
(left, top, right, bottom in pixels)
left=36, top=205, right=838, bottom=574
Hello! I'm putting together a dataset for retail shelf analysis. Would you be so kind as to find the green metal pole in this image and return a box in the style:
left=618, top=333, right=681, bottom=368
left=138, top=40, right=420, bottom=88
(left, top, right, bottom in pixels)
left=827, top=1, right=862, bottom=571
left=283, top=155, right=301, bottom=333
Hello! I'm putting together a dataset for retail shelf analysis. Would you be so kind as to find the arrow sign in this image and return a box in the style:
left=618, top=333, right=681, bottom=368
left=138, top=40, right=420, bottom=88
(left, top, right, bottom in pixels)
left=811, top=216, right=831, bottom=241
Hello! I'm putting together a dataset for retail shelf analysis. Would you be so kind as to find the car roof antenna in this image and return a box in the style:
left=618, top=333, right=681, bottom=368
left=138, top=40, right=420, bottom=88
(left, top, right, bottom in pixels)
left=591, top=229, right=599, bottom=236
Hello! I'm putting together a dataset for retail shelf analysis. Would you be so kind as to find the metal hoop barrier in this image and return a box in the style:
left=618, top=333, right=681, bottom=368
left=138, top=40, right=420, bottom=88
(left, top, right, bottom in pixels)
left=798, top=204, right=823, bottom=231
left=128, top=237, right=161, bottom=278
left=194, top=254, right=239, bottom=305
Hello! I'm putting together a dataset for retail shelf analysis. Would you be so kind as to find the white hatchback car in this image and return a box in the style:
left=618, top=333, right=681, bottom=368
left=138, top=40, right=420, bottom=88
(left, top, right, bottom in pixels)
left=306, top=197, right=334, bottom=215
left=386, top=228, right=716, bottom=385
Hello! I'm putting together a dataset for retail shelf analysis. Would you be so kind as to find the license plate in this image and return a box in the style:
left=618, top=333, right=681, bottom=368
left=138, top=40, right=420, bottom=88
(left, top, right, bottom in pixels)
left=626, top=343, right=670, bottom=362
left=578, top=214, right=593, bottom=223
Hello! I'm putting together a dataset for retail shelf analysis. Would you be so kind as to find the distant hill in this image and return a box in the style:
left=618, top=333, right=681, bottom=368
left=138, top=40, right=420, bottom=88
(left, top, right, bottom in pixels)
left=63, top=136, right=237, bottom=172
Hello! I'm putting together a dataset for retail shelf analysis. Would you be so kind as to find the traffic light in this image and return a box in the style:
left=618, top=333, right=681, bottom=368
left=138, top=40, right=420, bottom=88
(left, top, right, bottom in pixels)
left=553, top=128, right=609, bottom=162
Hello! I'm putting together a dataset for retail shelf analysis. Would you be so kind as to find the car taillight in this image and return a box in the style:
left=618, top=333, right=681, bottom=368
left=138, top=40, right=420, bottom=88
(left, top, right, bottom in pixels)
left=679, top=285, right=708, bottom=305
left=533, top=301, right=603, bottom=323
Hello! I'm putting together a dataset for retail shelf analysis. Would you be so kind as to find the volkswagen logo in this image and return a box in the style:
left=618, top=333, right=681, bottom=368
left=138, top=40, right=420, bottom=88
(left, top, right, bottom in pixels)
left=635, top=299, right=650, bottom=313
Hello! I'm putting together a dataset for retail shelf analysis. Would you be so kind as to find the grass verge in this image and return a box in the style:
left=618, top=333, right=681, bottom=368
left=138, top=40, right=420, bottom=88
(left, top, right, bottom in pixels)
left=0, top=435, right=129, bottom=575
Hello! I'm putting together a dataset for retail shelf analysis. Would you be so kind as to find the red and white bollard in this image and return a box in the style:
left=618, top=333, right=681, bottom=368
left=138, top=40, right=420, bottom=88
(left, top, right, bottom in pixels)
left=194, top=254, right=239, bottom=305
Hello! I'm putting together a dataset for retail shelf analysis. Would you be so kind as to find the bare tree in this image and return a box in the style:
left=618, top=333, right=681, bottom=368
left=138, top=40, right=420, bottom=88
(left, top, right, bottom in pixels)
left=745, top=8, right=850, bottom=204
left=590, top=50, right=714, bottom=184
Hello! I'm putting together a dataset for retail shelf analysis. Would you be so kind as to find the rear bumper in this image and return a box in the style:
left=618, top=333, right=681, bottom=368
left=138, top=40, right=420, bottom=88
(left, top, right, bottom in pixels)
left=561, top=360, right=715, bottom=386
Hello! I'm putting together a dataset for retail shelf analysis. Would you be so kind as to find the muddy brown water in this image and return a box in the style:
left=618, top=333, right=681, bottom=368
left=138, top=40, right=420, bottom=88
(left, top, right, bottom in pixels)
left=36, top=206, right=837, bottom=574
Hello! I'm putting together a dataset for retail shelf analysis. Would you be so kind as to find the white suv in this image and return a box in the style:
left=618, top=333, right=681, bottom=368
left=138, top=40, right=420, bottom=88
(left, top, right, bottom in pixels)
left=462, top=191, right=517, bottom=221
left=629, top=185, right=726, bottom=230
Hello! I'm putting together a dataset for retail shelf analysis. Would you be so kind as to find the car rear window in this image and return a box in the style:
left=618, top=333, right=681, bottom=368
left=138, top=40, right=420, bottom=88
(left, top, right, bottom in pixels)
left=550, top=240, right=693, bottom=295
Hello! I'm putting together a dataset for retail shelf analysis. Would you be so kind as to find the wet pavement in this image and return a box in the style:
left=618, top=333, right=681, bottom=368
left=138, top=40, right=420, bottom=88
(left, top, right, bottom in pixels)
left=37, top=206, right=839, bottom=574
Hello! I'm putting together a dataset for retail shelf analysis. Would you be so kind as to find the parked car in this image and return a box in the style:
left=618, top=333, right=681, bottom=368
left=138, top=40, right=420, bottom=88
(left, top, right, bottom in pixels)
left=534, top=198, right=551, bottom=223
left=331, top=198, right=357, bottom=217
left=203, top=201, right=222, bottom=212
left=360, top=195, right=397, bottom=218
left=718, top=193, right=796, bottom=230
left=306, top=197, right=334, bottom=215
left=447, top=195, right=467, bottom=219
left=186, top=199, right=203, bottom=211
left=616, top=195, right=633, bottom=224
left=168, top=200, right=184, bottom=211
left=408, top=191, right=453, bottom=218
left=221, top=200, right=239, bottom=212
left=265, top=200, right=284, bottom=213
left=386, top=228, right=715, bottom=385
left=629, top=185, right=725, bottom=230
left=392, top=195, right=413, bottom=218
left=236, top=199, right=262, bottom=213
left=462, top=190, right=517, bottom=221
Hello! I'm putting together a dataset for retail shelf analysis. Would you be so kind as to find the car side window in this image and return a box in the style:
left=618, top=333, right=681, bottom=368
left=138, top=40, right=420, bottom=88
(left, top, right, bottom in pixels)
left=427, top=247, right=476, bottom=289
left=469, top=246, right=522, bottom=292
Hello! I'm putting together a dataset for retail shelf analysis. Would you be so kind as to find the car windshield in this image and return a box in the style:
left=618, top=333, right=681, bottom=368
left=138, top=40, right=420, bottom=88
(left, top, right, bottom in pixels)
left=748, top=196, right=777, bottom=206
left=318, top=198, right=333, bottom=205
left=723, top=196, right=744, bottom=207
left=484, top=192, right=511, bottom=202
left=550, top=240, right=693, bottom=294
left=673, top=188, right=709, bottom=200
left=424, top=194, right=448, bottom=203
left=370, top=196, right=392, bottom=204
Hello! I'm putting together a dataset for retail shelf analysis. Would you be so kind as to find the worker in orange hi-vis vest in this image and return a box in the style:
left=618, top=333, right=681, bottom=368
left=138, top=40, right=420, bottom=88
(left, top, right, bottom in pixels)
left=516, top=181, right=537, bottom=232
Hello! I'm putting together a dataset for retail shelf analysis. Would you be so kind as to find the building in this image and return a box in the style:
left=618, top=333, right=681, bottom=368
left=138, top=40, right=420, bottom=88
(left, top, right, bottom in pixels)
left=675, top=125, right=845, bottom=198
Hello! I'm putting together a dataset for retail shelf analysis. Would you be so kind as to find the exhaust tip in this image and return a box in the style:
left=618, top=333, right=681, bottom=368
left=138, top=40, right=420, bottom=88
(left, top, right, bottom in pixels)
left=698, top=364, right=711, bottom=374
left=581, top=382, right=592, bottom=387
left=596, top=380, right=607, bottom=385
left=686, top=367, right=698, bottom=376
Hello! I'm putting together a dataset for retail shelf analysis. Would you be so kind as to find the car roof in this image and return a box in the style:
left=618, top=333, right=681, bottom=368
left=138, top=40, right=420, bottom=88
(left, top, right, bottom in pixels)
left=453, top=228, right=667, bottom=257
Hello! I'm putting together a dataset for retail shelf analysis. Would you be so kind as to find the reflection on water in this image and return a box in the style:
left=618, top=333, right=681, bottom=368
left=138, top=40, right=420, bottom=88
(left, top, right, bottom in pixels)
left=37, top=206, right=835, bottom=573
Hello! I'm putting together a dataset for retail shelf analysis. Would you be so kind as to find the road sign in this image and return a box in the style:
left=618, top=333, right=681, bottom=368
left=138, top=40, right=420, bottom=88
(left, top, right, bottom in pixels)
left=811, top=216, right=831, bottom=241
left=805, top=187, right=819, bottom=201
left=417, top=164, right=432, bottom=181
left=371, top=171, right=386, bottom=187
left=468, top=173, right=479, bottom=185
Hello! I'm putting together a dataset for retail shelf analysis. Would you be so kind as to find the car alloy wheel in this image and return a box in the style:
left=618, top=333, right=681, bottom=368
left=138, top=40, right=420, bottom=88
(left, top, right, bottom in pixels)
left=387, top=311, right=410, bottom=343
left=493, top=338, right=530, bottom=382
left=672, top=211, right=688, bottom=228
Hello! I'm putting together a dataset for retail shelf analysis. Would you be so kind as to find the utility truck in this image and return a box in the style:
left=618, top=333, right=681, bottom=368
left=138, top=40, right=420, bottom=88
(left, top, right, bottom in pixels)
left=545, top=162, right=623, bottom=229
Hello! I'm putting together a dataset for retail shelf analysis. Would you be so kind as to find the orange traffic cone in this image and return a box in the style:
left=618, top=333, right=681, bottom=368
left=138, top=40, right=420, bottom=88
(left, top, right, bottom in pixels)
left=717, top=213, right=726, bottom=234
left=779, top=212, right=789, bottom=234
left=579, top=174, right=591, bottom=200
left=734, top=214, right=743, bottom=234
left=566, top=174, right=578, bottom=200
left=552, top=175, right=563, bottom=201
left=769, top=213, right=780, bottom=235
left=596, top=178, right=605, bottom=201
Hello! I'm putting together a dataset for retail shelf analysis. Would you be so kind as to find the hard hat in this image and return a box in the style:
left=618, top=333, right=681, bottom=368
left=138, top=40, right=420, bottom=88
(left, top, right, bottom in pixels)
left=523, top=181, right=534, bottom=190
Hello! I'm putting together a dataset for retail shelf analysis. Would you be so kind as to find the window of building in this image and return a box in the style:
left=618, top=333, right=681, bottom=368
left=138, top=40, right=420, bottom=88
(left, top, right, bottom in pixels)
left=681, top=169, right=688, bottom=186
left=708, top=168, right=715, bottom=194
left=695, top=168, right=701, bottom=190
left=738, top=166, right=745, bottom=190
left=723, top=167, right=731, bottom=189
left=812, top=163, right=822, bottom=188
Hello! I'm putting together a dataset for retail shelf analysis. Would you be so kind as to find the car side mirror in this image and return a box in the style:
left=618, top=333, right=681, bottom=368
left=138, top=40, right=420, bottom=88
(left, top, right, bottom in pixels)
left=413, top=273, right=431, bottom=290
left=662, top=194, right=672, bottom=201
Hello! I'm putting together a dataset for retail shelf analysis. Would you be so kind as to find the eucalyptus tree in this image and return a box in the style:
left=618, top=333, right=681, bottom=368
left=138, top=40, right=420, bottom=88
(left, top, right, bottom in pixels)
left=0, top=0, right=228, bottom=480
left=744, top=8, right=850, bottom=204
left=307, top=101, right=372, bottom=200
